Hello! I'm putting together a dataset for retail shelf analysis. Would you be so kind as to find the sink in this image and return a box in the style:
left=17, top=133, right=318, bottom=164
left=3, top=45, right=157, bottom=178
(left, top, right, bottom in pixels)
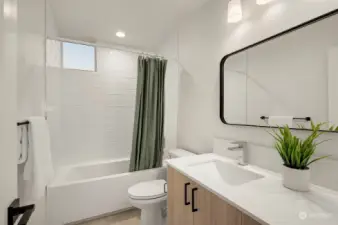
left=188, top=160, right=264, bottom=186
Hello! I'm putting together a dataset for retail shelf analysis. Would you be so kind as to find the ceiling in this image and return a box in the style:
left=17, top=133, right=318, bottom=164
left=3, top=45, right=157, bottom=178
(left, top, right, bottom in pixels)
left=49, top=0, right=211, bottom=50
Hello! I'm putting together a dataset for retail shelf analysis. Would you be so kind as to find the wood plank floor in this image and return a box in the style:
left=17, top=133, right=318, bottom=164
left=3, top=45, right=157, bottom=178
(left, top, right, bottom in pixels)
left=77, top=209, right=141, bottom=225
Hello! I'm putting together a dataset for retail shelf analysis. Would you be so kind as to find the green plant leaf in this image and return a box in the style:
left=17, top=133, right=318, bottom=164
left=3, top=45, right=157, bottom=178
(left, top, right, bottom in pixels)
left=307, top=155, right=331, bottom=167
left=268, top=122, right=331, bottom=170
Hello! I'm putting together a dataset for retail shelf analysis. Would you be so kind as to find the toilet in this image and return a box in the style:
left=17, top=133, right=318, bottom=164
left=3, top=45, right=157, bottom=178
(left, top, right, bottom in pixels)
left=128, top=149, right=196, bottom=225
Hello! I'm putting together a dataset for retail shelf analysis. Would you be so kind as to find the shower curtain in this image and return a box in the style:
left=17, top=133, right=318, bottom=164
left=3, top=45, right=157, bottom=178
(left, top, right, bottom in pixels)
left=129, top=56, right=167, bottom=172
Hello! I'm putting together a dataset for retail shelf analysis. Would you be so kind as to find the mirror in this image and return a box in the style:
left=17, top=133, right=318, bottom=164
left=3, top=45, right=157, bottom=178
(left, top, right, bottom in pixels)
left=220, top=9, right=338, bottom=132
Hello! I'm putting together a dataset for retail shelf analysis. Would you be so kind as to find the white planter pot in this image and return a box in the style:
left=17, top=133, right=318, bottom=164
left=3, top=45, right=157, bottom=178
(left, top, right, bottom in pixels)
left=282, top=165, right=310, bottom=192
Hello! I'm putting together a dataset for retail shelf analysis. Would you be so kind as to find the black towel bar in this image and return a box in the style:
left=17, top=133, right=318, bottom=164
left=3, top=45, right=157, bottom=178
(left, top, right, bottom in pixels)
left=17, top=121, right=29, bottom=126
left=260, top=116, right=311, bottom=122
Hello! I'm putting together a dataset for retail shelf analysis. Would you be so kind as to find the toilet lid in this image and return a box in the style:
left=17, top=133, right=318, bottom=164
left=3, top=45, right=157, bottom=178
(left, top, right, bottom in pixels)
left=128, top=180, right=167, bottom=200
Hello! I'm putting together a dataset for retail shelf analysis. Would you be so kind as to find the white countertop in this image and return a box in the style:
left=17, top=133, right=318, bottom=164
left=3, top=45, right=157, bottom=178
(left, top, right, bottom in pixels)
left=167, top=154, right=338, bottom=225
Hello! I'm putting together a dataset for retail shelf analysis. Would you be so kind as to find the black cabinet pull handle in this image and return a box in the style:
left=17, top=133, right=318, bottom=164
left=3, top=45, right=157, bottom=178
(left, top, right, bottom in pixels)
left=184, top=182, right=191, bottom=205
left=192, top=187, right=198, bottom=212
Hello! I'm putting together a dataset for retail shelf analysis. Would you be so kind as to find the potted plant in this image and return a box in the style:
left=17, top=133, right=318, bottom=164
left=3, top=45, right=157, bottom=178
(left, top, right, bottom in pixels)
left=269, top=122, right=330, bottom=192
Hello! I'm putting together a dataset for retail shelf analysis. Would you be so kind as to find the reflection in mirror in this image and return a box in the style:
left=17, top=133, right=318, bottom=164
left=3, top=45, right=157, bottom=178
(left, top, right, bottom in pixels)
left=223, top=51, right=247, bottom=124
left=221, top=10, right=338, bottom=131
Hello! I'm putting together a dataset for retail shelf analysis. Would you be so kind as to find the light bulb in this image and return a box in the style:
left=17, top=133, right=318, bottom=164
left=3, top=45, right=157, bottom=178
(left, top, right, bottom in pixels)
left=228, top=0, right=243, bottom=23
left=3, top=2, right=17, bottom=19
left=256, top=0, right=272, bottom=5
left=116, top=31, right=126, bottom=38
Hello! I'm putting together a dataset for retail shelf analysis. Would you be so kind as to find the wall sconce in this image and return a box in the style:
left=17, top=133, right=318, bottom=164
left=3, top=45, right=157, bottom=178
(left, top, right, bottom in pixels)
left=228, top=0, right=243, bottom=23
left=256, top=0, right=273, bottom=5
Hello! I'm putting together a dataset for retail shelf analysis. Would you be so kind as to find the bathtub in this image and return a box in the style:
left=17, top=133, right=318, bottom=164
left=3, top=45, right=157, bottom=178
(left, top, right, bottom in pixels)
left=47, top=158, right=166, bottom=225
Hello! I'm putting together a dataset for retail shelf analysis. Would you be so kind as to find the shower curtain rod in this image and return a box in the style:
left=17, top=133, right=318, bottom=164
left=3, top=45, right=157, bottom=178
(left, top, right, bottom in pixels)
left=50, top=37, right=168, bottom=59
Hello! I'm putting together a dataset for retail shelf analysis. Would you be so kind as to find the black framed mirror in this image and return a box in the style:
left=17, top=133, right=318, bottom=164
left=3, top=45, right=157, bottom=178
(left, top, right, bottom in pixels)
left=220, top=9, right=338, bottom=132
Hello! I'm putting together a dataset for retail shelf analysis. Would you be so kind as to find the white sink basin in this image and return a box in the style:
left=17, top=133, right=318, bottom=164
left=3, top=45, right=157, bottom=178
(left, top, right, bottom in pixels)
left=189, top=160, right=264, bottom=186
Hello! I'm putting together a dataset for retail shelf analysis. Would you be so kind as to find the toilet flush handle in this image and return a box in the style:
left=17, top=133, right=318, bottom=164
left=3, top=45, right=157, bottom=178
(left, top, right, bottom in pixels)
left=164, top=183, right=168, bottom=193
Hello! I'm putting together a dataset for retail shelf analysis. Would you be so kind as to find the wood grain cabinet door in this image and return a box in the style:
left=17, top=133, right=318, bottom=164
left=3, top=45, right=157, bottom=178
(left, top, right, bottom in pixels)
left=210, top=193, right=242, bottom=225
left=242, top=213, right=263, bottom=225
left=191, top=183, right=212, bottom=225
left=168, top=167, right=194, bottom=225
left=168, top=167, right=263, bottom=225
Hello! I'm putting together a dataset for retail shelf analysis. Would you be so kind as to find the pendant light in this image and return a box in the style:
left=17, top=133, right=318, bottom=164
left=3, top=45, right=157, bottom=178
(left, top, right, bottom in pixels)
left=256, top=0, right=272, bottom=5
left=228, top=0, right=243, bottom=23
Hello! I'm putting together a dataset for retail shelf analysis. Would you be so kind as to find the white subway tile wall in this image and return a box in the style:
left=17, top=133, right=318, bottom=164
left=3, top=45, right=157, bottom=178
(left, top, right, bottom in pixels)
left=47, top=40, right=138, bottom=167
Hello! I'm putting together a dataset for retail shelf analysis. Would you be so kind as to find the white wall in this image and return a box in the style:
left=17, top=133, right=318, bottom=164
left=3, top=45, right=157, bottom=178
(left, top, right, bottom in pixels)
left=328, top=47, right=338, bottom=126
left=46, top=39, right=61, bottom=171
left=16, top=0, right=46, bottom=224
left=17, top=0, right=46, bottom=119
left=158, top=32, right=181, bottom=155
left=159, top=0, right=338, bottom=190
left=0, top=0, right=18, bottom=224
left=46, top=1, right=59, bottom=38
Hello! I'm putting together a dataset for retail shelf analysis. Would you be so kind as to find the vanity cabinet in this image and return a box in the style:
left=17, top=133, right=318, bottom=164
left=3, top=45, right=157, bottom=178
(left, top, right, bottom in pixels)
left=167, top=166, right=194, bottom=225
left=211, top=193, right=242, bottom=225
left=242, top=214, right=262, bottom=225
left=168, top=167, right=263, bottom=225
left=211, top=193, right=261, bottom=225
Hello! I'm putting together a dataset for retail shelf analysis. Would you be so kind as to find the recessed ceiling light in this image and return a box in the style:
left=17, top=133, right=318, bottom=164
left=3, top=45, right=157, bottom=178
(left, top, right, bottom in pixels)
left=116, top=31, right=126, bottom=38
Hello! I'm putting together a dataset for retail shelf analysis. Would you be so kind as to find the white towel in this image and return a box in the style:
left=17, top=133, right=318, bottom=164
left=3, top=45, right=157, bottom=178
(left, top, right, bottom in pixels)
left=17, top=126, right=28, bottom=164
left=268, top=116, right=293, bottom=127
left=23, top=117, right=54, bottom=203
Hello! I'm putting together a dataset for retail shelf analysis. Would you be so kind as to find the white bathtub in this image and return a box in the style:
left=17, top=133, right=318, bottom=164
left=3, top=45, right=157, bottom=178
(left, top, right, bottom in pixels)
left=47, top=158, right=166, bottom=225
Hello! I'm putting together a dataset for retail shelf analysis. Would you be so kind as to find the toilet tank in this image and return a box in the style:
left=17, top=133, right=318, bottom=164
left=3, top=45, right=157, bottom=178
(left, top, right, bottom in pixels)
left=168, top=149, right=196, bottom=159
left=163, top=149, right=195, bottom=178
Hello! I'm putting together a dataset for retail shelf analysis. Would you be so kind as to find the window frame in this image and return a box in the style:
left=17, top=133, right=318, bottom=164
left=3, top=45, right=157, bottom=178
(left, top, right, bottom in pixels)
left=61, top=41, right=97, bottom=72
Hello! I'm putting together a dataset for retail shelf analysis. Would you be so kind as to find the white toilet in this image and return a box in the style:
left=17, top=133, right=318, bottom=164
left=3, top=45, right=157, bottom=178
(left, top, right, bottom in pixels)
left=128, top=149, right=196, bottom=225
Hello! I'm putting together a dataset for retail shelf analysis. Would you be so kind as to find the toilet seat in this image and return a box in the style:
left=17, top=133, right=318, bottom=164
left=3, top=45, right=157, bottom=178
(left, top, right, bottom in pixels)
left=128, top=180, right=167, bottom=200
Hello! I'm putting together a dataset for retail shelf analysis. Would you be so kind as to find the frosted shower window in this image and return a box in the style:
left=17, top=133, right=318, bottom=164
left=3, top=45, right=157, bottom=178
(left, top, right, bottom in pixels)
left=62, top=42, right=96, bottom=71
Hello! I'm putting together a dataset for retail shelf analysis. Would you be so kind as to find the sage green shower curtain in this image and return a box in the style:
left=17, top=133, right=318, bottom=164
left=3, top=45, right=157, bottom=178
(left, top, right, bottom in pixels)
left=129, top=56, right=167, bottom=172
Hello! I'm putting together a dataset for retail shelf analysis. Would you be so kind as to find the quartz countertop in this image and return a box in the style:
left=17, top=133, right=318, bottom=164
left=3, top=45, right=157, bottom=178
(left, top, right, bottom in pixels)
left=167, top=153, right=338, bottom=225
